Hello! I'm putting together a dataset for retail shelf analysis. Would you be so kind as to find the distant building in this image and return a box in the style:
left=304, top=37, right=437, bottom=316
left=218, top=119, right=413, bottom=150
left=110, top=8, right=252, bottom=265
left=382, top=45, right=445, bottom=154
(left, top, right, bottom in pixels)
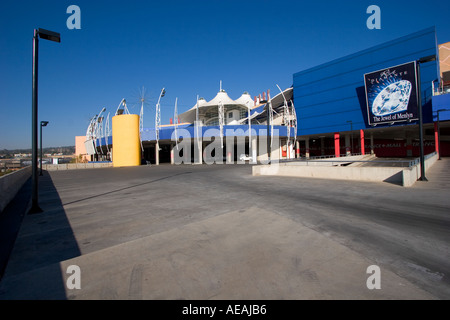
left=75, top=136, right=90, bottom=162
left=293, top=26, right=449, bottom=158
left=83, top=87, right=297, bottom=165
left=14, top=153, right=31, bottom=158
left=79, top=27, right=450, bottom=164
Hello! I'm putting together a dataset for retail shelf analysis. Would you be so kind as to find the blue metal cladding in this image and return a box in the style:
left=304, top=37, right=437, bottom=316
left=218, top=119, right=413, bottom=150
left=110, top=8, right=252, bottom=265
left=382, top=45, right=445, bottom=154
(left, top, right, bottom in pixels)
left=140, top=124, right=293, bottom=142
left=432, top=94, right=450, bottom=121
left=97, top=136, right=112, bottom=147
left=250, top=105, right=265, bottom=116
left=95, top=124, right=294, bottom=146
left=293, top=27, right=440, bottom=136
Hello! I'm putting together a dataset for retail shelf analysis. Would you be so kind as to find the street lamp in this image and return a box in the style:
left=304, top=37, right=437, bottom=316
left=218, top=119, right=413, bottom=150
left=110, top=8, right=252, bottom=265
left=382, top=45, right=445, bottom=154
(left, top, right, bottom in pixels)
left=436, top=109, right=450, bottom=160
left=30, top=28, right=60, bottom=214
left=416, top=55, right=436, bottom=182
left=40, top=121, right=49, bottom=176
left=347, top=120, right=353, bottom=155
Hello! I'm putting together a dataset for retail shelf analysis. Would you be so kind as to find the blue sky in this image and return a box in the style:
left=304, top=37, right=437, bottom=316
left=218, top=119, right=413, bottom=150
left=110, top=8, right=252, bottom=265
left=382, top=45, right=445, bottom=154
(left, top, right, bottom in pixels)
left=1, top=0, right=449, bottom=149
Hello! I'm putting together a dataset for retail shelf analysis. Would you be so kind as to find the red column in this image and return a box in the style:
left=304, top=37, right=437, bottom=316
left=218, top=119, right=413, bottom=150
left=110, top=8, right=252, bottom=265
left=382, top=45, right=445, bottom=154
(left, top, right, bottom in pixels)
left=434, top=122, right=439, bottom=154
left=334, top=133, right=340, bottom=158
left=360, top=129, right=365, bottom=155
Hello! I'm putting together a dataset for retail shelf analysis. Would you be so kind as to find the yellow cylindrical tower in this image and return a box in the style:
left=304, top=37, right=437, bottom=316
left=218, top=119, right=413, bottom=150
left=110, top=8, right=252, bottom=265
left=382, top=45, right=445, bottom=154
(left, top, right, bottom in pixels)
left=112, top=114, right=140, bottom=167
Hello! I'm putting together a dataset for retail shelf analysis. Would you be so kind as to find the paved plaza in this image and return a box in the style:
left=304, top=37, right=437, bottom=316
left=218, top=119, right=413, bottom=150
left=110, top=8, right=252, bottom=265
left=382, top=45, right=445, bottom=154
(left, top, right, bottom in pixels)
left=0, top=159, right=449, bottom=300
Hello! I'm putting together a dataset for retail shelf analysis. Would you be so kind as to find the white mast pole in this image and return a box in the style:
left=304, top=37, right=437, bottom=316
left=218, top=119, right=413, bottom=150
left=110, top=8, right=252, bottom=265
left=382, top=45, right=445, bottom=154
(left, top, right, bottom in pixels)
left=105, top=112, right=110, bottom=157
left=290, top=99, right=297, bottom=158
left=96, top=107, right=106, bottom=160
left=139, top=101, right=144, bottom=153
left=174, top=97, right=179, bottom=150
left=155, top=88, right=165, bottom=166
left=247, top=100, right=251, bottom=160
left=277, top=84, right=290, bottom=159
left=195, top=95, right=202, bottom=164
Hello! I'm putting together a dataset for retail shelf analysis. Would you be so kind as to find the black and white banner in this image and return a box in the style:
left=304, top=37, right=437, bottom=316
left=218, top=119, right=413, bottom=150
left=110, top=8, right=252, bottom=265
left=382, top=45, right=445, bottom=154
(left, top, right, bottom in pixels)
left=364, top=61, right=419, bottom=126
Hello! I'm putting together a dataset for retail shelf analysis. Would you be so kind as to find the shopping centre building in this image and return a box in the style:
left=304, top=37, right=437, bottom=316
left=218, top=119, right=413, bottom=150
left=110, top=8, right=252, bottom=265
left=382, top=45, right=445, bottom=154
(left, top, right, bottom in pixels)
left=294, top=26, right=450, bottom=159
left=77, top=27, right=450, bottom=165
left=79, top=86, right=296, bottom=166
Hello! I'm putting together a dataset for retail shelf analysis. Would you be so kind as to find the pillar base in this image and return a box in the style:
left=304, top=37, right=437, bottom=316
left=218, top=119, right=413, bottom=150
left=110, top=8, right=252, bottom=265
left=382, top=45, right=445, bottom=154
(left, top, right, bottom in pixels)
left=28, top=204, right=43, bottom=214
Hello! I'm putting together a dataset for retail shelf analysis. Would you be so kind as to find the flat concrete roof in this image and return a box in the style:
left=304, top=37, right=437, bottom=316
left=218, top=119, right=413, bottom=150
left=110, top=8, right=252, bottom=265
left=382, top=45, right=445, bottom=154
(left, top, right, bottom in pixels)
left=1, top=160, right=450, bottom=300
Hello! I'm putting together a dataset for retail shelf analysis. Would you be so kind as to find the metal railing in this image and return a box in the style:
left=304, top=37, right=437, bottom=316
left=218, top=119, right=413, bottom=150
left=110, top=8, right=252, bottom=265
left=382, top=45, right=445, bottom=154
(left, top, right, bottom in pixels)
left=0, top=160, right=30, bottom=171
left=307, top=153, right=363, bottom=160
left=279, top=152, right=437, bottom=168
left=432, top=80, right=450, bottom=96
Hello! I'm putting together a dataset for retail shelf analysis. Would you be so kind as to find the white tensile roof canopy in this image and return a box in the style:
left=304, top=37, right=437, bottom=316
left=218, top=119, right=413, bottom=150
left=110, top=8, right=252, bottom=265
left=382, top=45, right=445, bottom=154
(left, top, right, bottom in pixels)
left=234, top=92, right=254, bottom=108
left=179, top=90, right=251, bottom=123
left=202, top=90, right=237, bottom=107
left=177, top=87, right=293, bottom=124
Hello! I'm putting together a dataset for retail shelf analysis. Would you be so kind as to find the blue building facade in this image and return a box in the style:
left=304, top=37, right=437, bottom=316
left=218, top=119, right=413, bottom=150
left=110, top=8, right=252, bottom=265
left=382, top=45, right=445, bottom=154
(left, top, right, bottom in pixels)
left=293, top=27, right=440, bottom=137
left=87, top=27, right=449, bottom=162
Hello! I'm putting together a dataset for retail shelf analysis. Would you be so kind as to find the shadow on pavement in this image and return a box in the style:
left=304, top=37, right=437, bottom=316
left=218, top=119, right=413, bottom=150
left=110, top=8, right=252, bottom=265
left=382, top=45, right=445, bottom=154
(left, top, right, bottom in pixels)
left=0, top=171, right=81, bottom=299
left=0, top=178, right=31, bottom=281
left=62, top=171, right=192, bottom=206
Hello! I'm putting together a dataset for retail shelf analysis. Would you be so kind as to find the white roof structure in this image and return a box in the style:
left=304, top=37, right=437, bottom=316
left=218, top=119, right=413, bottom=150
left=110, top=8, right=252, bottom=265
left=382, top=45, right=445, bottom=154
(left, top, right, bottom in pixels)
left=179, top=90, right=251, bottom=123
left=202, top=90, right=238, bottom=107
left=177, top=87, right=294, bottom=125
left=187, top=97, right=207, bottom=111
left=269, top=87, right=293, bottom=107
left=234, top=92, right=254, bottom=108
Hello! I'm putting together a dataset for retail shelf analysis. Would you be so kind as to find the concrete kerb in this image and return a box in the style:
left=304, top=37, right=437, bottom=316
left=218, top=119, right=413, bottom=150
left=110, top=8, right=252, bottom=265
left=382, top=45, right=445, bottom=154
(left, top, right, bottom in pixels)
left=253, top=153, right=439, bottom=187
left=0, top=166, right=31, bottom=213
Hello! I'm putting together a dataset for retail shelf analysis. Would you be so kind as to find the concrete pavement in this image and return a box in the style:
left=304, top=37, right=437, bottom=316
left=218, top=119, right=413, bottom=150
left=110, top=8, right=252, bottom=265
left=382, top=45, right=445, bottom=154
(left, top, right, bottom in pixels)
left=0, top=160, right=449, bottom=300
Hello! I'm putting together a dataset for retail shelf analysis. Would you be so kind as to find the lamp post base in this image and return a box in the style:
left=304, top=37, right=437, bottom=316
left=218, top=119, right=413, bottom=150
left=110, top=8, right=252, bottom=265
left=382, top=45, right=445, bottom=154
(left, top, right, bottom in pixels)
left=28, top=204, right=43, bottom=214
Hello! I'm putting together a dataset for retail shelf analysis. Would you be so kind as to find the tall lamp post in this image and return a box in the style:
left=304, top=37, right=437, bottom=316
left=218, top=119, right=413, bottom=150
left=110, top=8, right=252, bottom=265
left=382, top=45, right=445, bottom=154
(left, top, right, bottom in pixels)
left=416, top=55, right=436, bottom=182
left=30, top=28, right=60, bottom=214
left=39, top=121, right=49, bottom=176
left=346, top=120, right=353, bottom=155
left=436, top=109, right=450, bottom=160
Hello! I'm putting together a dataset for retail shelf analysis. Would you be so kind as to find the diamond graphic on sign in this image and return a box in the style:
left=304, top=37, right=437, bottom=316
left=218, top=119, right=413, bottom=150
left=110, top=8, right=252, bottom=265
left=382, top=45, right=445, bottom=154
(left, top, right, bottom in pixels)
left=365, top=61, right=418, bottom=126
left=372, top=80, right=412, bottom=116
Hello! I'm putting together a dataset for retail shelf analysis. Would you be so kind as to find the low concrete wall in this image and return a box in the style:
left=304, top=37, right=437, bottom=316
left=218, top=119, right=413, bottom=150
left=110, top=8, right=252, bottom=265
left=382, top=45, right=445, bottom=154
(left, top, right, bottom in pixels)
left=253, top=153, right=439, bottom=187
left=0, top=166, right=31, bottom=213
left=402, top=152, right=438, bottom=187
left=253, top=163, right=404, bottom=184
left=282, top=155, right=376, bottom=167
left=42, top=162, right=113, bottom=171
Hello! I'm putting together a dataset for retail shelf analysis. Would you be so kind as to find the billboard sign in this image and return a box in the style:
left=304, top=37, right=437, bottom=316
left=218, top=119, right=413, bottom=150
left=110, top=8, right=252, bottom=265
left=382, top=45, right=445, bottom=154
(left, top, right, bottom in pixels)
left=364, top=61, right=418, bottom=126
